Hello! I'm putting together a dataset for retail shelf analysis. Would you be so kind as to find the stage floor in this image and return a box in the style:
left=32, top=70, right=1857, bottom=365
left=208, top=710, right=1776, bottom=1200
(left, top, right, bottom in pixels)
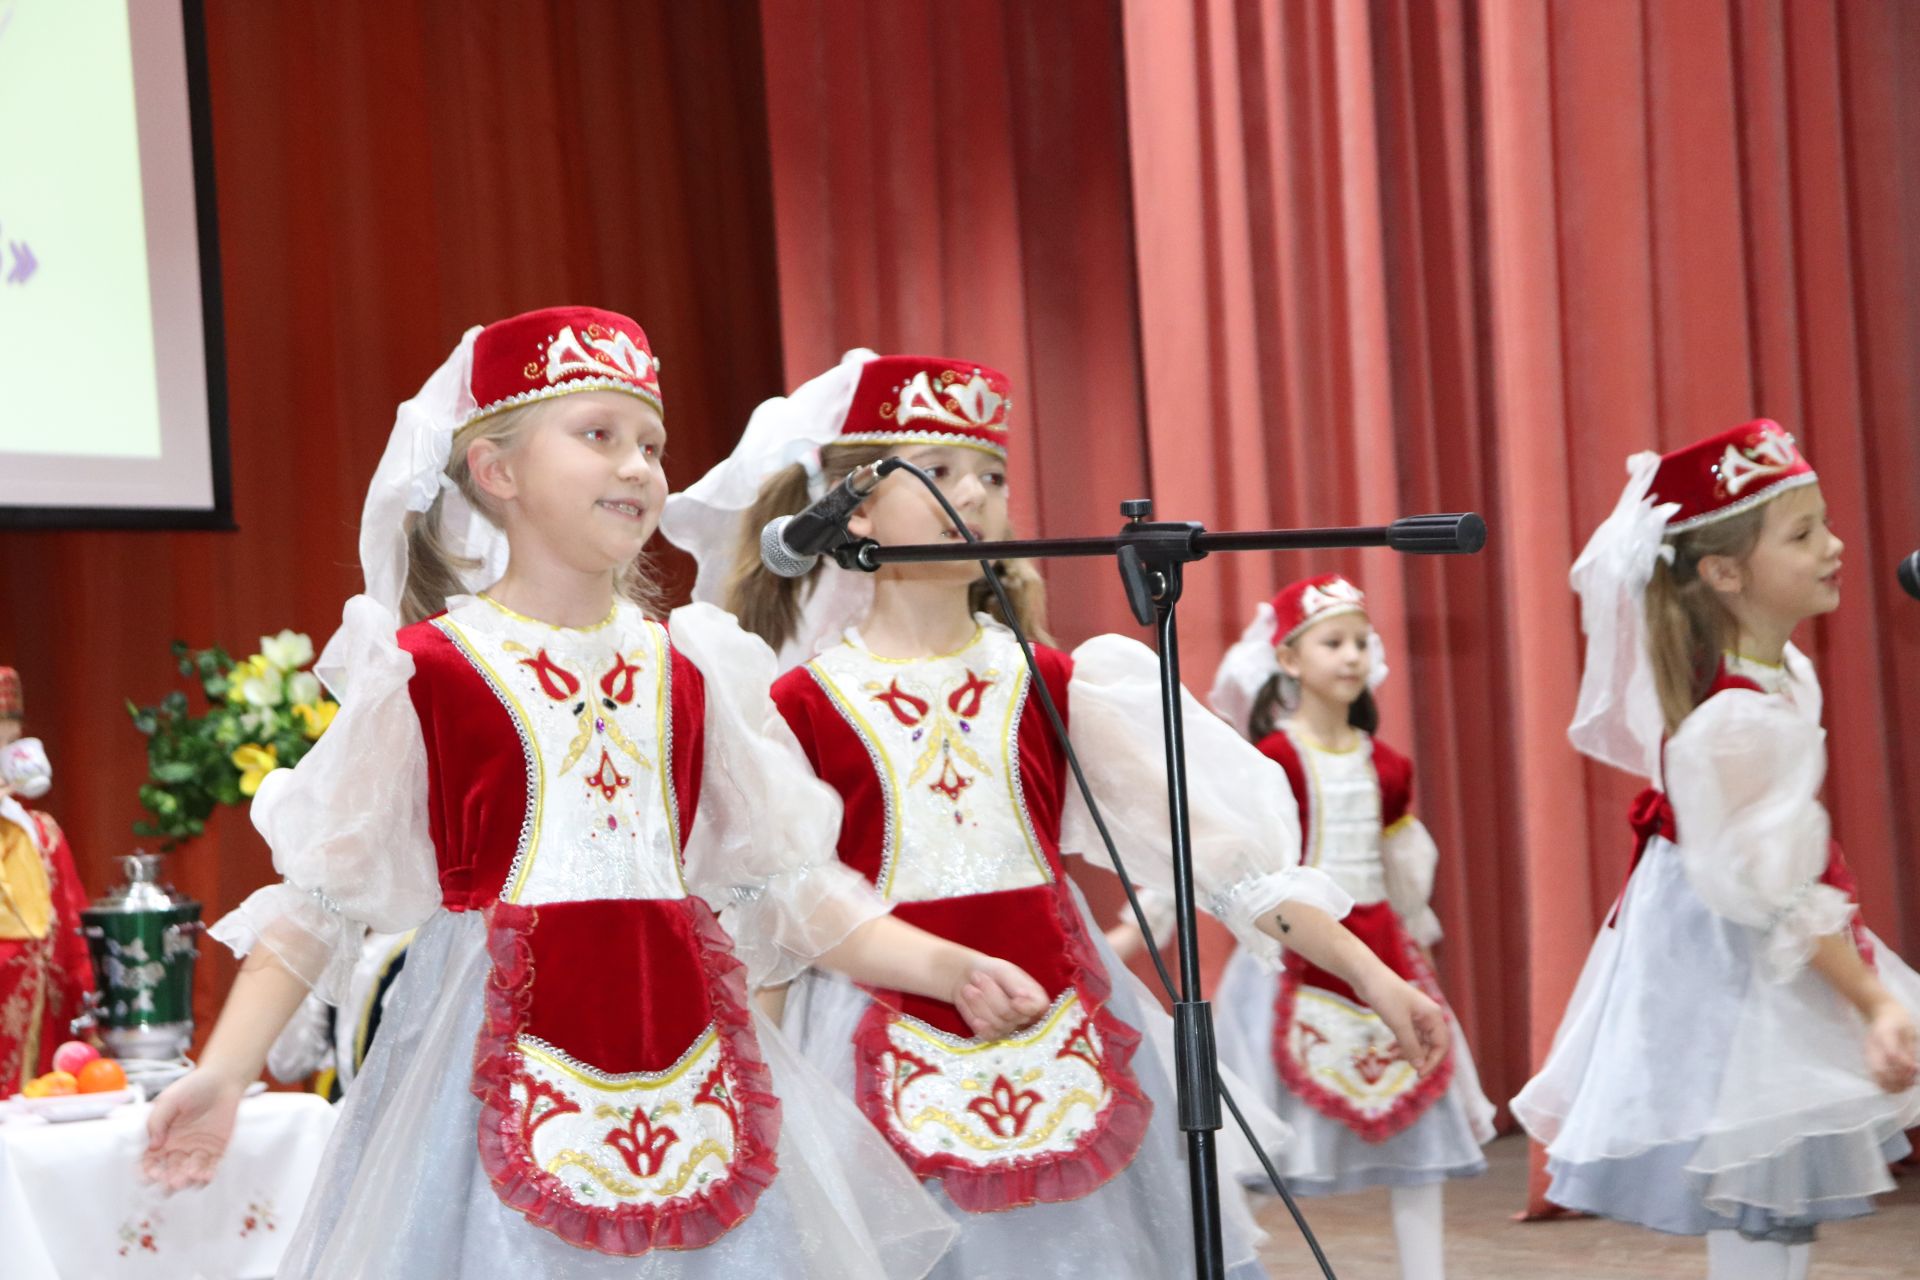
left=1254, top=1134, right=1920, bottom=1278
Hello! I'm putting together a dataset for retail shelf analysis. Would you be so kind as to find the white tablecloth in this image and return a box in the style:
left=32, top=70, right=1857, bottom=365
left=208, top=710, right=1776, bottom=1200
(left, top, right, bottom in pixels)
left=0, top=1092, right=335, bottom=1280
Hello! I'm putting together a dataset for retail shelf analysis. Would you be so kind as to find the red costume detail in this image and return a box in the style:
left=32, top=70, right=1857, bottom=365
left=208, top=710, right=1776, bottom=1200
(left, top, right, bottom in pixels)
left=468, top=306, right=663, bottom=421
left=474, top=897, right=779, bottom=1254
left=599, top=653, right=644, bottom=706
left=517, top=649, right=581, bottom=703
left=872, top=679, right=929, bottom=727
left=1648, top=419, right=1816, bottom=532
left=515, top=1074, right=580, bottom=1139
left=837, top=355, right=1013, bottom=455
left=1267, top=574, right=1369, bottom=646
left=586, top=749, right=631, bottom=802
left=947, top=670, right=993, bottom=719
left=606, top=1107, right=681, bottom=1178
left=929, top=759, right=972, bottom=803
left=694, top=1064, right=740, bottom=1140
left=967, top=1077, right=1044, bottom=1138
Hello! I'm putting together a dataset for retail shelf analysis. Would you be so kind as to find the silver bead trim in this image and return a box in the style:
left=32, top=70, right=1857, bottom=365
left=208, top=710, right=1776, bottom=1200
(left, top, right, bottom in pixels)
left=518, top=1023, right=717, bottom=1085
left=305, top=885, right=346, bottom=917
left=837, top=430, right=1008, bottom=458
left=1001, top=656, right=1054, bottom=884
left=462, top=378, right=664, bottom=427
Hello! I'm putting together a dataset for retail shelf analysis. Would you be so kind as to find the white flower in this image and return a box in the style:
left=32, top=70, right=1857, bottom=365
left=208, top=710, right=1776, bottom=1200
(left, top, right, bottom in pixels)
left=285, top=671, right=322, bottom=707
left=239, top=668, right=285, bottom=709
left=259, top=630, right=315, bottom=673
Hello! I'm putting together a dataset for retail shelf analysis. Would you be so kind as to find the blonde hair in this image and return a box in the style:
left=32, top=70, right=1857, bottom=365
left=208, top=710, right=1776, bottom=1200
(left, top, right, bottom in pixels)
left=399, top=399, right=668, bottom=625
left=722, top=441, right=1051, bottom=655
left=1643, top=505, right=1767, bottom=732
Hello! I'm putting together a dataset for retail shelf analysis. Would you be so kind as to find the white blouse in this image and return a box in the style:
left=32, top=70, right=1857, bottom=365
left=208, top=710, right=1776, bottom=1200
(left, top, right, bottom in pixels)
left=1059, top=631, right=1353, bottom=969
left=1663, top=646, right=1854, bottom=982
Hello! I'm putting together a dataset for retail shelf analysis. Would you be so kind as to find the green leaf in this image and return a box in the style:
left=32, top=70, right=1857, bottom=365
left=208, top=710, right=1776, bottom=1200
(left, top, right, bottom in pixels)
left=151, top=762, right=198, bottom=784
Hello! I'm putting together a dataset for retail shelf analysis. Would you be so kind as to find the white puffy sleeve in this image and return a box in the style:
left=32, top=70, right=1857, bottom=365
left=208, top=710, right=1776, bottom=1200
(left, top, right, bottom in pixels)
left=1664, top=687, right=1853, bottom=981
left=1380, top=817, right=1443, bottom=946
left=207, top=596, right=441, bottom=1004
left=670, top=603, right=889, bottom=988
left=1059, top=634, right=1352, bottom=969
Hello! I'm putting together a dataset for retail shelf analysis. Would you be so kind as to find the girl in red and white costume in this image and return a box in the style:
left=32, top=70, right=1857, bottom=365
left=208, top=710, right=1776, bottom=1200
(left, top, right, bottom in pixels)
left=142, top=309, right=1053, bottom=1279
left=1205, top=576, right=1494, bottom=1280
left=1514, top=420, right=1920, bottom=1280
left=662, top=350, right=1452, bottom=1279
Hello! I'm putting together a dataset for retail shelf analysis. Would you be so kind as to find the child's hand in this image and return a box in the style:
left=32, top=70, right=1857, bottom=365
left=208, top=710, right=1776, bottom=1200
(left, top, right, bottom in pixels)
left=952, top=955, right=1050, bottom=1041
left=142, top=1068, right=250, bottom=1193
left=1360, top=973, right=1450, bottom=1076
left=1865, top=1001, right=1919, bottom=1094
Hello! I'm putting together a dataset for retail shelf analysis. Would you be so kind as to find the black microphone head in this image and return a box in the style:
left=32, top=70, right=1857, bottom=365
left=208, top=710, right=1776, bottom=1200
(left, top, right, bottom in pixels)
left=759, top=515, right=816, bottom=579
left=1899, top=550, right=1920, bottom=602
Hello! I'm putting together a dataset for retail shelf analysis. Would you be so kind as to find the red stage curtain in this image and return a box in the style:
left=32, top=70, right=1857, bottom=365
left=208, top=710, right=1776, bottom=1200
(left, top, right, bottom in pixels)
left=0, top=0, right=786, bottom=1047
left=1118, top=0, right=1920, bottom=1213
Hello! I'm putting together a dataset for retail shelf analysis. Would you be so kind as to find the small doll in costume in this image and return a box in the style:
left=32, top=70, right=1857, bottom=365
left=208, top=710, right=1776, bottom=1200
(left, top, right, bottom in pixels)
left=142, top=308, right=1054, bottom=1280
left=1204, top=576, right=1494, bottom=1280
left=0, top=667, right=96, bottom=1097
left=662, top=350, right=1452, bottom=1279
left=1513, top=420, right=1920, bottom=1280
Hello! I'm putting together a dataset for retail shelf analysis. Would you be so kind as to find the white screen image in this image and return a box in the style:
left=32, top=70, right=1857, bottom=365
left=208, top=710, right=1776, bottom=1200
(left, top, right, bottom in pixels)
left=0, top=0, right=226, bottom=523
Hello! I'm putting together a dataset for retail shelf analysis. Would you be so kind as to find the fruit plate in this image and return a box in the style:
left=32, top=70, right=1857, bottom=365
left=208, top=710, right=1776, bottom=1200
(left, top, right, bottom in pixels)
left=9, top=1085, right=144, bottom=1122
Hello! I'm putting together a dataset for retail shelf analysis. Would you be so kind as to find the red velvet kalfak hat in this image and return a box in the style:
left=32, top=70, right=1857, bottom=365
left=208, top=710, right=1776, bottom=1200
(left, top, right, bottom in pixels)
left=0, top=667, right=20, bottom=719
left=1269, top=575, right=1368, bottom=646
left=1649, top=419, right=1816, bottom=533
left=465, top=306, right=662, bottom=424
left=837, top=355, right=1012, bottom=456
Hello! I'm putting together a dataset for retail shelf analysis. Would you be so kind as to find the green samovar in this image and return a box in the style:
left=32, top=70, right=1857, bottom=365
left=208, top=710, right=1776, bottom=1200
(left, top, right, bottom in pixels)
left=80, top=853, right=201, bottom=1059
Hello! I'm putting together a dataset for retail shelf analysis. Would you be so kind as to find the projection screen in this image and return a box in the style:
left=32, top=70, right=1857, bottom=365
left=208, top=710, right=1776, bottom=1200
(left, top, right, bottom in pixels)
left=0, top=0, right=231, bottom=528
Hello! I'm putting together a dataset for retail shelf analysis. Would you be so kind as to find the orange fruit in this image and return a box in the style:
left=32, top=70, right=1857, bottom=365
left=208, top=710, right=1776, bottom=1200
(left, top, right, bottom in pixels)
left=76, top=1058, right=127, bottom=1094
left=23, top=1070, right=78, bottom=1097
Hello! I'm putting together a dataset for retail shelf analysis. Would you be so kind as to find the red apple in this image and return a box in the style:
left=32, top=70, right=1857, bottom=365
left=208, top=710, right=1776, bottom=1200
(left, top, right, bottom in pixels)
left=51, top=1040, right=99, bottom=1075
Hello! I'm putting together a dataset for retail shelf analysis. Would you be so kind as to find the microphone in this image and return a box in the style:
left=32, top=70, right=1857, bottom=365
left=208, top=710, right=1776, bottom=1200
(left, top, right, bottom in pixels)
left=759, top=461, right=893, bottom=578
left=1900, top=550, right=1920, bottom=601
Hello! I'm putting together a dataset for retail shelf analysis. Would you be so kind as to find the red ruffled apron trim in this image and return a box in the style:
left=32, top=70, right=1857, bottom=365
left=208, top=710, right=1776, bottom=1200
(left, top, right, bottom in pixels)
left=1271, top=901, right=1454, bottom=1143
left=472, top=899, right=781, bottom=1255
left=853, top=885, right=1151, bottom=1214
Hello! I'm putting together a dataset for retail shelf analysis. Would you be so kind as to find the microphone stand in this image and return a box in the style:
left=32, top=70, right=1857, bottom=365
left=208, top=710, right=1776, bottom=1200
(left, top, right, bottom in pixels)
left=830, top=496, right=1487, bottom=1279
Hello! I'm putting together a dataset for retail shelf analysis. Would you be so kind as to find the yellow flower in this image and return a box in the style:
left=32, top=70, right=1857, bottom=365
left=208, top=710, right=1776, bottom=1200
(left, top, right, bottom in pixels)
left=226, top=655, right=270, bottom=703
left=292, top=700, right=339, bottom=741
left=231, top=744, right=280, bottom=797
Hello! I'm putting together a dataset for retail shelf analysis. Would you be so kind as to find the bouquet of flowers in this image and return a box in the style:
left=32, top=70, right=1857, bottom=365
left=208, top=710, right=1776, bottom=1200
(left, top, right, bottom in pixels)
left=127, top=630, right=338, bottom=848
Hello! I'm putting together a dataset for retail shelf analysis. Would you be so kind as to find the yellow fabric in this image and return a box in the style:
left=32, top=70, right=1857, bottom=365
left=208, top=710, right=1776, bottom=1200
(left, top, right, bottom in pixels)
left=0, top=819, right=52, bottom=941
